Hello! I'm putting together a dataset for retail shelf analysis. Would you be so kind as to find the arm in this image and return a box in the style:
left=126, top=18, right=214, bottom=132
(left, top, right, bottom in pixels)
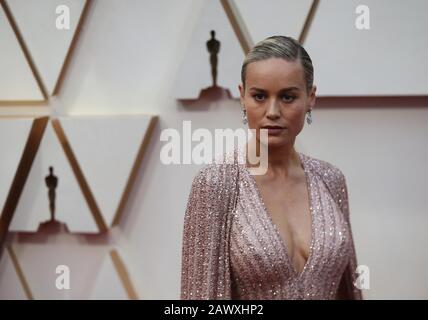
left=180, top=164, right=238, bottom=300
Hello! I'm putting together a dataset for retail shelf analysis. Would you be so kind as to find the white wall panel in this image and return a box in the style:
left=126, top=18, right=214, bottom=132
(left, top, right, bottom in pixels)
left=59, top=115, right=154, bottom=227
left=10, top=121, right=98, bottom=233
left=7, top=0, right=87, bottom=95
left=173, top=0, right=243, bottom=98
left=305, top=0, right=428, bottom=96
left=0, top=7, right=44, bottom=101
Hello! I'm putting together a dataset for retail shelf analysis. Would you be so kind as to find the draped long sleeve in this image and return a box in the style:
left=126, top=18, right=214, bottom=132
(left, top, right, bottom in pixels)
left=180, top=162, right=239, bottom=299
left=331, top=171, right=363, bottom=300
left=307, top=157, right=363, bottom=300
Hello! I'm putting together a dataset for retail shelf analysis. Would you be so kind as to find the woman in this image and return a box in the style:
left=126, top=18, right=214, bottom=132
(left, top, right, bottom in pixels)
left=181, top=36, right=363, bottom=300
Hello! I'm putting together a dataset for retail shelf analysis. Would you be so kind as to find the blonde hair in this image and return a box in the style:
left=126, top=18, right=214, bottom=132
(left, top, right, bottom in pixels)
left=241, top=35, right=314, bottom=92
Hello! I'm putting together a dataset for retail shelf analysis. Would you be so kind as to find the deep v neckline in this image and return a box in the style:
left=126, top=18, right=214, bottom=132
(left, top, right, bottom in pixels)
left=243, top=152, right=315, bottom=279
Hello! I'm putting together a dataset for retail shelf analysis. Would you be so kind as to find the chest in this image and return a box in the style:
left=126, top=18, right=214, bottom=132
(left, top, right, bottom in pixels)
left=251, top=174, right=312, bottom=268
left=230, top=174, right=352, bottom=281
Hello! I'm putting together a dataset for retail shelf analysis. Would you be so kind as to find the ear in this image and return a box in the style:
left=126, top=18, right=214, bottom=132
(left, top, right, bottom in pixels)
left=308, top=85, right=317, bottom=109
left=238, top=83, right=245, bottom=106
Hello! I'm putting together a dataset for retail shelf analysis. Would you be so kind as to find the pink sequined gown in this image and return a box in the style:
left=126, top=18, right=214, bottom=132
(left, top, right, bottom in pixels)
left=180, top=148, right=363, bottom=300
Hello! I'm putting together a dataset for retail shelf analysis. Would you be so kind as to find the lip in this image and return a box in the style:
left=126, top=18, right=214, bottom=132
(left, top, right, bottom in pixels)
left=260, top=125, right=286, bottom=136
left=261, top=125, right=286, bottom=129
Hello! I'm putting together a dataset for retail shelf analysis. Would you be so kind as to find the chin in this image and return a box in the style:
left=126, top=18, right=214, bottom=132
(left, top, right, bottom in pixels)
left=268, top=139, right=288, bottom=148
left=258, top=136, right=288, bottom=148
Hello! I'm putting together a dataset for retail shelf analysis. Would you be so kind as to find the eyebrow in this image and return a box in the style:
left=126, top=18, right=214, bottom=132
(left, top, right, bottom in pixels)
left=249, top=86, right=300, bottom=92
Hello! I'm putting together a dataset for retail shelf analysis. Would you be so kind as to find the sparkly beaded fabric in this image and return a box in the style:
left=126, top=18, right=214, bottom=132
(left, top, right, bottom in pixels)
left=180, top=147, right=362, bottom=300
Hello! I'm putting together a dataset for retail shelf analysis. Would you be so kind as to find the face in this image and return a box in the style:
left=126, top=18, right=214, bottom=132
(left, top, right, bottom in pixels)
left=239, top=58, right=316, bottom=149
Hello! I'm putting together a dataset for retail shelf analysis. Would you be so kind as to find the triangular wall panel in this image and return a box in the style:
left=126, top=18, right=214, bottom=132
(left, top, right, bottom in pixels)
left=173, top=0, right=243, bottom=99
left=0, top=6, right=44, bottom=101
left=10, top=121, right=98, bottom=233
left=0, top=118, right=34, bottom=217
left=234, top=0, right=314, bottom=43
left=7, top=0, right=87, bottom=95
left=59, top=115, right=155, bottom=227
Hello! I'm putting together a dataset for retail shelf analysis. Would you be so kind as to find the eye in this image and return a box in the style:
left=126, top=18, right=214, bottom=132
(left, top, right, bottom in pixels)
left=282, top=94, right=295, bottom=102
left=252, top=93, right=265, bottom=102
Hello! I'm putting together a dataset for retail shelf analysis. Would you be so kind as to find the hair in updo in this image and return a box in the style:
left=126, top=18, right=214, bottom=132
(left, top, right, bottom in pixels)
left=241, top=35, right=314, bottom=92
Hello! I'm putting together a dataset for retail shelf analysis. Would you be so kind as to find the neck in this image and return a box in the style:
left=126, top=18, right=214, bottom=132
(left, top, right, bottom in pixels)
left=245, top=137, right=300, bottom=177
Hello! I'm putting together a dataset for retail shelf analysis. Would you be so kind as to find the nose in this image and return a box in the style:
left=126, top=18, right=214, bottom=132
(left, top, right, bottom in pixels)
left=266, top=98, right=280, bottom=120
